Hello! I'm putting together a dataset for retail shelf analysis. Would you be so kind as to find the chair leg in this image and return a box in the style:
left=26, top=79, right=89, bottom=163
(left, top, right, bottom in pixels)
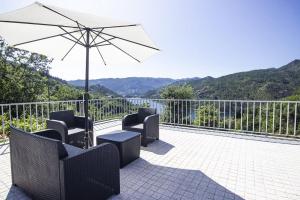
left=141, top=138, right=148, bottom=147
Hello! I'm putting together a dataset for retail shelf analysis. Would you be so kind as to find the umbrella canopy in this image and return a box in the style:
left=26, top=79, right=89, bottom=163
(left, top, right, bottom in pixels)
left=0, top=2, right=159, bottom=148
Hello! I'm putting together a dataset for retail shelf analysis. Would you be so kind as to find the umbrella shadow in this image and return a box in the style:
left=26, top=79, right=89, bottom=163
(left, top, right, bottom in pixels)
left=5, top=158, right=244, bottom=200
left=119, top=158, right=245, bottom=200
left=141, top=139, right=174, bottom=155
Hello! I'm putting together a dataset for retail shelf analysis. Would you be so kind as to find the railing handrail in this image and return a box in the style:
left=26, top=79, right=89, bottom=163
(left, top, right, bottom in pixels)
left=1, top=98, right=299, bottom=140
left=2, top=98, right=300, bottom=106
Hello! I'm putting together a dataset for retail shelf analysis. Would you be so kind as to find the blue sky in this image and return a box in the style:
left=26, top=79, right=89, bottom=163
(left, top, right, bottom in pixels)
left=1, top=0, right=300, bottom=80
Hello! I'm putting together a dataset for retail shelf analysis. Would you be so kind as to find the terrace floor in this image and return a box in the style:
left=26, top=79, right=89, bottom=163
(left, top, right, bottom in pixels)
left=1, top=121, right=300, bottom=200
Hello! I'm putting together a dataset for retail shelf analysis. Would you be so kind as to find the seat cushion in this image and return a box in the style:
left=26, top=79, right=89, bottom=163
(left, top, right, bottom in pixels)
left=124, top=123, right=143, bottom=133
left=68, top=127, right=85, bottom=135
left=63, top=144, right=84, bottom=157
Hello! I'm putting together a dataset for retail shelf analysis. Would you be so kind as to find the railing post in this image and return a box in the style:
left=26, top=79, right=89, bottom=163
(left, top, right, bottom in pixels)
left=213, top=101, right=216, bottom=128
left=1, top=106, right=4, bottom=136
left=223, top=101, right=226, bottom=129
left=29, top=104, right=32, bottom=132
left=234, top=101, right=237, bottom=130
left=279, top=102, right=282, bottom=134
left=229, top=101, right=231, bottom=129
left=253, top=102, right=255, bottom=132
left=246, top=102, right=249, bottom=131
left=272, top=102, right=275, bottom=134
left=294, top=103, right=297, bottom=136
left=240, top=102, right=243, bottom=131
left=259, top=102, right=261, bottom=133
left=16, top=105, right=19, bottom=128
left=266, top=102, right=268, bottom=133
left=286, top=102, right=290, bottom=135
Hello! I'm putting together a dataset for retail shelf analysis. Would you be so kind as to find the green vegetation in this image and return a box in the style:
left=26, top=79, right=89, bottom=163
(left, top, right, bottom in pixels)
left=160, top=85, right=195, bottom=124
left=160, top=84, right=194, bottom=99
left=0, top=38, right=118, bottom=103
left=193, top=101, right=300, bottom=136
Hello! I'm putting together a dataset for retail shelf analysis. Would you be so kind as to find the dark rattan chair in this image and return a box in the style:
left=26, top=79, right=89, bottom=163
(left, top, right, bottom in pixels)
left=9, top=126, right=120, bottom=200
left=46, top=110, right=93, bottom=148
left=122, top=108, right=159, bottom=147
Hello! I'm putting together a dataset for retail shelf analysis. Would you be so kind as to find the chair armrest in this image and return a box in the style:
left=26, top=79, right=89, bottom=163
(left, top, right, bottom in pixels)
left=46, top=119, right=68, bottom=143
left=144, top=114, right=159, bottom=138
left=61, top=143, right=120, bottom=199
left=74, top=116, right=93, bottom=131
left=122, top=113, right=138, bottom=128
left=33, top=129, right=63, bottom=141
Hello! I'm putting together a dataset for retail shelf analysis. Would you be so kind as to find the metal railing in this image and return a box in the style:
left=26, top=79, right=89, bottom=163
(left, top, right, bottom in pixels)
left=1, top=98, right=300, bottom=142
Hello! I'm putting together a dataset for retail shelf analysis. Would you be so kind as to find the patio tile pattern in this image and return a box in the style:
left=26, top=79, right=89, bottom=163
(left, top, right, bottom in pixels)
left=1, top=123, right=300, bottom=200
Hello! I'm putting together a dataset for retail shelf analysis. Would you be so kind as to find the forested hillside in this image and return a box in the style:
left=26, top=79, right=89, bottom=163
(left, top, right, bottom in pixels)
left=145, top=60, right=300, bottom=100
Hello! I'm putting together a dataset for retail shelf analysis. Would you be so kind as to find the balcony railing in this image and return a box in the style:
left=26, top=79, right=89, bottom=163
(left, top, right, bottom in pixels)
left=1, top=98, right=300, bottom=142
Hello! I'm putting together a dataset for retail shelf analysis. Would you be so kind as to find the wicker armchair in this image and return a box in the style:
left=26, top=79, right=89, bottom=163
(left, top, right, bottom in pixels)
left=9, top=126, right=120, bottom=200
left=46, top=110, right=93, bottom=148
left=122, top=108, right=159, bottom=147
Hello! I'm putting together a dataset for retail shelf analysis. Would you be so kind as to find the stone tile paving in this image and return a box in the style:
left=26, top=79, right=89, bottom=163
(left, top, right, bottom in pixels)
left=1, top=124, right=300, bottom=200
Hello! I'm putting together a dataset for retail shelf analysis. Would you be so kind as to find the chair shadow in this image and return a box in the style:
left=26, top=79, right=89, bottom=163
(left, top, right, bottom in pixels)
left=141, top=139, right=174, bottom=155
left=6, top=185, right=31, bottom=200
left=0, top=143, right=10, bottom=155
left=121, top=158, right=245, bottom=200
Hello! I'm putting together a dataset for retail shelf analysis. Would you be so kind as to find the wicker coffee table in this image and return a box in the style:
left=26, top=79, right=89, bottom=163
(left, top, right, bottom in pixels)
left=96, top=130, right=141, bottom=168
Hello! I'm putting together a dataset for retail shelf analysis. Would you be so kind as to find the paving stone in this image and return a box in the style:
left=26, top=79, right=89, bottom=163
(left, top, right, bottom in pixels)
left=1, top=123, right=300, bottom=200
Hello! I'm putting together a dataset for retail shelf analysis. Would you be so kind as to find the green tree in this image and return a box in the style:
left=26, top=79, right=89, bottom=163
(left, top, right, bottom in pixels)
left=160, top=85, right=195, bottom=124
left=160, top=84, right=194, bottom=99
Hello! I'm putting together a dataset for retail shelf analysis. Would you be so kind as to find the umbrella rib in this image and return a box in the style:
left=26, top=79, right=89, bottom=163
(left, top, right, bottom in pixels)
left=89, top=28, right=104, bottom=46
left=0, top=20, right=78, bottom=28
left=38, top=3, right=86, bottom=28
left=92, top=24, right=139, bottom=29
left=90, top=33, right=106, bottom=65
left=12, top=30, right=82, bottom=47
left=76, top=24, right=87, bottom=45
left=94, top=31, right=160, bottom=51
left=59, top=27, right=85, bottom=46
left=60, top=35, right=83, bottom=45
left=61, top=30, right=86, bottom=61
left=95, top=43, right=110, bottom=47
left=91, top=37, right=115, bottom=47
left=91, top=29, right=140, bottom=63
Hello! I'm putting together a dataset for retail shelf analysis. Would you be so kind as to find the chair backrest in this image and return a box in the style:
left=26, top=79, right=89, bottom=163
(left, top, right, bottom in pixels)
left=50, top=110, right=75, bottom=128
left=137, top=108, right=157, bottom=123
left=10, top=126, right=68, bottom=200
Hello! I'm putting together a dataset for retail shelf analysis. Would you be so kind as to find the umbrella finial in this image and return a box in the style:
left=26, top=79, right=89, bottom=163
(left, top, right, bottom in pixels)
left=35, top=1, right=43, bottom=7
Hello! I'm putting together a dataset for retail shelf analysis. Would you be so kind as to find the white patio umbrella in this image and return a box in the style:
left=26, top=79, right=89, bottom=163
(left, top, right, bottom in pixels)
left=0, top=2, right=159, bottom=148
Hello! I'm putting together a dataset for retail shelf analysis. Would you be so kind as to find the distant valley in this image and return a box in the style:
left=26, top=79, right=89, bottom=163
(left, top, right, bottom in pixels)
left=68, top=77, right=177, bottom=97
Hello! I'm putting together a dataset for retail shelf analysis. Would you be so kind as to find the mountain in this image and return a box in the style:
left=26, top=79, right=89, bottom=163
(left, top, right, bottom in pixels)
left=143, top=77, right=201, bottom=98
left=89, top=84, right=120, bottom=97
left=145, top=60, right=300, bottom=100
left=68, top=77, right=176, bottom=97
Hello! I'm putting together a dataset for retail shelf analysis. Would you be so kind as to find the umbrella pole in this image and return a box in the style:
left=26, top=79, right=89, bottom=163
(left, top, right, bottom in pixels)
left=84, top=29, right=90, bottom=149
